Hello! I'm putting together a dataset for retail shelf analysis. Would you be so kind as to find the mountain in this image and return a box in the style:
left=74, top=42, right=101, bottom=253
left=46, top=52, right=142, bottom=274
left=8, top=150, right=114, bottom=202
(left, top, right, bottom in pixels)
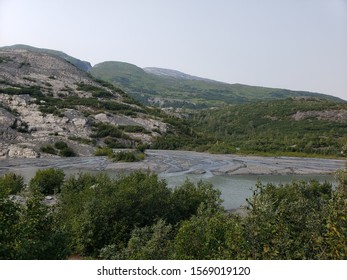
left=0, top=44, right=92, bottom=72
left=1, top=45, right=347, bottom=159
left=91, top=61, right=342, bottom=108
left=0, top=48, right=171, bottom=158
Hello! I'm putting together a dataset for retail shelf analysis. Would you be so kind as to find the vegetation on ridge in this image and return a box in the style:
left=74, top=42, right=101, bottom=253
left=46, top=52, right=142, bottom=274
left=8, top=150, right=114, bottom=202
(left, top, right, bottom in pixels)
left=152, top=98, right=347, bottom=158
left=91, top=61, right=341, bottom=109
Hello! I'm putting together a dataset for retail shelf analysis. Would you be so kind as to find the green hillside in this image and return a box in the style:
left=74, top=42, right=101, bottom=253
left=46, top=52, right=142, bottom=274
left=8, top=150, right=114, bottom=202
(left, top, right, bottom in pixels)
left=91, top=61, right=341, bottom=108
left=153, top=98, right=347, bottom=157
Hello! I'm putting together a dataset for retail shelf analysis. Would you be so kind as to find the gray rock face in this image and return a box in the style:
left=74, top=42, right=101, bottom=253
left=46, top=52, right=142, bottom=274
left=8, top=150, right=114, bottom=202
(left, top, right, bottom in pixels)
left=0, top=49, right=95, bottom=93
left=0, top=49, right=167, bottom=158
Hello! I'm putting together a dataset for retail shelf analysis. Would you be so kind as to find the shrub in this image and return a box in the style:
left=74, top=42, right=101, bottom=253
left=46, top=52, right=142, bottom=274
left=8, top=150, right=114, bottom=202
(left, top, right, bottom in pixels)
left=113, top=151, right=137, bottom=162
left=111, top=150, right=146, bottom=162
left=119, top=125, right=147, bottom=133
left=0, top=173, right=25, bottom=195
left=54, top=141, right=68, bottom=150
left=59, top=147, right=76, bottom=157
left=40, top=145, right=57, bottom=155
left=95, top=147, right=114, bottom=157
left=29, top=168, right=65, bottom=195
left=91, top=123, right=123, bottom=138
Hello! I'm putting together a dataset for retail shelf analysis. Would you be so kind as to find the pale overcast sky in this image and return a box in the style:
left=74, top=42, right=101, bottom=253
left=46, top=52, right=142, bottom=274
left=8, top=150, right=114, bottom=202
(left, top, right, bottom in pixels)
left=1, top=0, right=346, bottom=100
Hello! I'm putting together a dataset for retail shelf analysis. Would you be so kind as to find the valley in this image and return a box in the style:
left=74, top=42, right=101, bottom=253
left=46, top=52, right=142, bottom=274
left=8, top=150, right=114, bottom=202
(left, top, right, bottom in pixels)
left=1, top=44, right=347, bottom=260
left=1, top=45, right=347, bottom=159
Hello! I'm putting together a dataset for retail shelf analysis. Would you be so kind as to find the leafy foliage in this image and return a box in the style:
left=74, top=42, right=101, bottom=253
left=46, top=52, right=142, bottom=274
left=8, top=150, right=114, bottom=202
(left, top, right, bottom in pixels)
left=56, top=171, right=222, bottom=257
left=29, top=168, right=65, bottom=195
left=1, top=167, right=346, bottom=259
left=152, top=98, right=347, bottom=157
left=0, top=173, right=25, bottom=195
left=0, top=190, right=69, bottom=259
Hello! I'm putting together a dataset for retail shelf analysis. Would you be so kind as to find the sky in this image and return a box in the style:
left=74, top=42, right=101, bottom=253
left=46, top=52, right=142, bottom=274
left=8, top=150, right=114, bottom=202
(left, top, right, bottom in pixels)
left=1, top=0, right=346, bottom=100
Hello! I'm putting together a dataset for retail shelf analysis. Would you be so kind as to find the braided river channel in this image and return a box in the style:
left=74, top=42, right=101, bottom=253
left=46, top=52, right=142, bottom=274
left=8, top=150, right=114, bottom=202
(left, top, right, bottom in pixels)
left=0, top=150, right=344, bottom=210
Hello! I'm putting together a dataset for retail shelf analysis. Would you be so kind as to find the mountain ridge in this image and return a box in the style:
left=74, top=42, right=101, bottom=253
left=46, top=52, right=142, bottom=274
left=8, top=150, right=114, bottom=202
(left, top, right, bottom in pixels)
left=1, top=45, right=342, bottom=108
left=1, top=45, right=347, bottom=159
left=143, top=67, right=215, bottom=82
left=91, top=61, right=342, bottom=108
left=0, top=44, right=92, bottom=72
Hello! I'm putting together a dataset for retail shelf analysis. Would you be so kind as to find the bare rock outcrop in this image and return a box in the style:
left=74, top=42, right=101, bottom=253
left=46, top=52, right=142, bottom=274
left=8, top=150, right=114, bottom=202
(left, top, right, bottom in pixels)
left=0, top=48, right=170, bottom=158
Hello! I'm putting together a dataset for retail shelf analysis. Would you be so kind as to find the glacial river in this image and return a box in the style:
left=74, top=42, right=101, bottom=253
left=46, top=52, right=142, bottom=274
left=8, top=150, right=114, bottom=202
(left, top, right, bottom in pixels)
left=0, top=150, right=344, bottom=209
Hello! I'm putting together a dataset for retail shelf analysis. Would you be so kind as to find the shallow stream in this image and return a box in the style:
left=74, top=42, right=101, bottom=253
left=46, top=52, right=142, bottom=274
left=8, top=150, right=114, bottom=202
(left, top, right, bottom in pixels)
left=0, top=150, right=342, bottom=209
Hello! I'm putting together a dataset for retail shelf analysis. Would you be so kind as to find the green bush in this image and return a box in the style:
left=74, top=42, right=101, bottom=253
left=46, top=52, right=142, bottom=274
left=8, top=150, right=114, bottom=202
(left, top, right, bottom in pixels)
left=95, top=147, right=114, bottom=157
left=29, top=168, right=65, bottom=195
left=0, top=173, right=25, bottom=195
left=112, top=151, right=137, bottom=162
left=119, top=125, right=147, bottom=133
left=91, top=123, right=123, bottom=138
left=40, top=145, right=57, bottom=155
left=0, top=191, right=69, bottom=259
left=59, top=147, right=76, bottom=157
left=54, top=141, right=68, bottom=150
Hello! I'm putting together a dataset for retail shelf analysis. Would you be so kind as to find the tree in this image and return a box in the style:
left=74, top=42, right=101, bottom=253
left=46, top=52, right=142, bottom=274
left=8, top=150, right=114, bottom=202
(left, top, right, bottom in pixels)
left=173, top=205, right=240, bottom=259
left=243, top=180, right=333, bottom=259
left=168, top=180, right=223, bottom=224
left=14, top=192, right=69, bottom=259
left=29, top=168, right=65, bottom=195
left=100, top=219, right=173, bottom=260
left=0, top=194, right=20, bottom=259
left=57, top=172, right=172, bottom=257
left=0, top=187, right=69, bottom=259
left=319, top=167, right=347, bottom=259
left=0, top=173, right=25, bottom=195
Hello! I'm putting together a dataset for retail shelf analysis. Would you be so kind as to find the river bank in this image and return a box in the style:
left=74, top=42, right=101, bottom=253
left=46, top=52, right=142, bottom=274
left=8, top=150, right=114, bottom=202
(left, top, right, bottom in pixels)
left=107, top=150, right=346, bottom=176
left=0, top=150, right=345, bottom=178
left=1, top=150, right=344, bottom=210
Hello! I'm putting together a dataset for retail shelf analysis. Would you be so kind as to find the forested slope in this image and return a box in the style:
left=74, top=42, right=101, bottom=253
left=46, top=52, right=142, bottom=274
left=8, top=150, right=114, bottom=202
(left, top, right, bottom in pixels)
left=154, top=98, right=347, bottom=157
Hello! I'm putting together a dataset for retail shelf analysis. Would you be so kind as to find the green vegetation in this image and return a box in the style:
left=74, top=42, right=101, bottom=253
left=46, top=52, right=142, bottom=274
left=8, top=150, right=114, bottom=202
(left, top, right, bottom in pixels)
left=91, top=123, right=124, bottom=138
left=29, top=168, right=65, bottom=195
left=40, top=144, right=57, bottom=155
left=112, top=150, right=145, bottom=162
left=151, top=98, right=347, bottom=157
left=40, top=141, right=75, bottom=157
left=95, top=147, right=146, bottom=162
left=68, top=136, right=95, bottom=145
left=1, top=168, right=346, bottom=259
left=0, top=173, right=25, bottom=195
left=118, top=125, right=149, bottom=134
left=10, top=119, right=30, bottom=133
left=91, top=61, right=341, bottom=108
left=76, top=82, right=113, bottom=98
left=95, top=147, right=114, bottom=157
left=0, top=191, right=69, bottom=259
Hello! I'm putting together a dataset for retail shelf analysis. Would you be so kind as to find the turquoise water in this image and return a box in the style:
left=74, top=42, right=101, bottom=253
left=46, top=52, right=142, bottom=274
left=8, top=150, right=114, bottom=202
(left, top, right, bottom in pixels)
left=0, top=156, right=337, bottom=210
left=160, top=173, right=336, bottom=210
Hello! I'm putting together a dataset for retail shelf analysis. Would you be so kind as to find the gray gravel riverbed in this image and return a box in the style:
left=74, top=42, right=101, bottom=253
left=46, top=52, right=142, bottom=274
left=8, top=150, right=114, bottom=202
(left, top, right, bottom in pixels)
left=1, top=150, right=344, bottom=209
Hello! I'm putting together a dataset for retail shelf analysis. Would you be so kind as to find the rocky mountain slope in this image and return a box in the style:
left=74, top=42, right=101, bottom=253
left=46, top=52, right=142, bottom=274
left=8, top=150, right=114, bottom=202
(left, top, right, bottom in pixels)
left=0, top=48, right=168, bottom=158
left=0, top=44, right=92, bottom=72
left=91, top=61, right=342, bottom=109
